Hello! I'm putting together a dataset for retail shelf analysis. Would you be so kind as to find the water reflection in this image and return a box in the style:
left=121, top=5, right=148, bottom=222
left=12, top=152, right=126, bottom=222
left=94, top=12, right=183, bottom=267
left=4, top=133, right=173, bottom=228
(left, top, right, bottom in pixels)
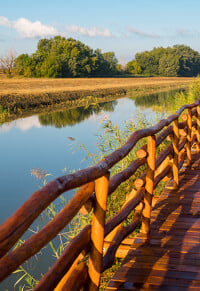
left=131, top=89, right=186, bottom=112
left=0, top=115, right=42, bottom=133
left=38, top=100, right=117, bottom=128
left=0, top=90, right=186, bottom=134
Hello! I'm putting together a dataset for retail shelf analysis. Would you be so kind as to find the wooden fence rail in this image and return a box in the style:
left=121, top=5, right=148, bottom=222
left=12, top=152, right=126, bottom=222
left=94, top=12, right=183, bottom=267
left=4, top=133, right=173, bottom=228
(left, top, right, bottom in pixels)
left=0, top=98, right=200, bottom=290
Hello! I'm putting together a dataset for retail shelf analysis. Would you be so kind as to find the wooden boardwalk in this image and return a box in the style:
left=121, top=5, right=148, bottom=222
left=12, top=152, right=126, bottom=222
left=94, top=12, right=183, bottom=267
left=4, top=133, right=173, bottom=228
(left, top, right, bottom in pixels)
left=107, top=153, right=200, bottom=290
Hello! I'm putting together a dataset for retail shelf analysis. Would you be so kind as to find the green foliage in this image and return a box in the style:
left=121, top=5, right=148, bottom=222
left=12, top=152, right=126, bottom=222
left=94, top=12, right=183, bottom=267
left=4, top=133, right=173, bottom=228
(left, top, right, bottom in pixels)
left=135, top=47, right=165, bottom=75
left=13, top=54, right=37, bottom=77
left=159, top=53, right=180, bottom=76
left=13, top=36, right=120, bottom=78
left=133, top=78, right=200, bottom=114
left=0, top=105, right=10, bottom=122
left=126, top=60, right=141, bottom=74
left=133, top=45, right=200, bottom=77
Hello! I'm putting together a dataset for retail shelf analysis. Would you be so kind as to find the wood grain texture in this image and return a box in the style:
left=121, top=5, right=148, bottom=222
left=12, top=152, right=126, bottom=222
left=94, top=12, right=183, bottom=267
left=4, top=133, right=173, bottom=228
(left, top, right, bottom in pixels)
left=172, top=118, right=179, bottom=188
left=106, top=151, right=200, bottom=290
left=89, top=173, right=110, bottom=290
left=141, top=135, right=156, bottom=234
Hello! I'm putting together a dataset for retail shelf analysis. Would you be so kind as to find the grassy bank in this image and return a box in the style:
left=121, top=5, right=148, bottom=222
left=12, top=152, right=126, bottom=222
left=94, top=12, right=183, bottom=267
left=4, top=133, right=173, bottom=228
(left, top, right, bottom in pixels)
left=0, top=76, right=193, bottom=96
left=0, top=77, right=192, bottom=123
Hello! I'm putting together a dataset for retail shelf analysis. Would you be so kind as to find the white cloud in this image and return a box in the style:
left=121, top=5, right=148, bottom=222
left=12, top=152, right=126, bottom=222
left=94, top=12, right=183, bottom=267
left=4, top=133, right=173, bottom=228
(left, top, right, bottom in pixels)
left=0, top=16, right=58, bottom=38
left=126, top=26, right=160, bottom=38
left=66, top=25, right=112, bottom=37
left=13, top=18, right=58, bottom=38
left=0, top=16, right=112, bottom=39
left=0, top=16, right=11, bottom=27
left=0, top=116, right=41, bottom=133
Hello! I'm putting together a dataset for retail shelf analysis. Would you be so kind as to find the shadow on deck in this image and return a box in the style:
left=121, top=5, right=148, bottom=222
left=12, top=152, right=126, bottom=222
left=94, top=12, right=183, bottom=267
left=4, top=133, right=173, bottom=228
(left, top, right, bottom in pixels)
left=107, top=152, right=200, bottom=290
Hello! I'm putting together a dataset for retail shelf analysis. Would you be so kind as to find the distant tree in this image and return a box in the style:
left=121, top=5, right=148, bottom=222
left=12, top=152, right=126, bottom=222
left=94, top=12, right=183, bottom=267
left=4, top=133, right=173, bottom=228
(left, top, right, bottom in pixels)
left=132, top=45, right=200, bottom=77
left=116, top=63, right=124, bottom=74
left=39, top=56, right=62, bottom=78
left=173, top=45, right=200, bottom=77
left=0, top=49, right=17, bottom=76
left=13, top=54, right=38, bottom=77
left=91, top=49, right=106, bottom=76
left=135, top=47, right=165, bottom=75
left=126, top=60, right=141, bottom=74
left=36, top=38, right=53, bottom=61
left=159, top=53, right=180, bottom=76
left=102, top=52, right=118, bottom=74
left=13, top=36, right=119, bottom=78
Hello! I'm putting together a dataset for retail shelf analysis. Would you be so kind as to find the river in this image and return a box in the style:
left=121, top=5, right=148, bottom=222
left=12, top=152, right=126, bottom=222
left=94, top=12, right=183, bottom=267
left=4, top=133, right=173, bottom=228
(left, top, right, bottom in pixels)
left=0, top=89, right=184, bottom=290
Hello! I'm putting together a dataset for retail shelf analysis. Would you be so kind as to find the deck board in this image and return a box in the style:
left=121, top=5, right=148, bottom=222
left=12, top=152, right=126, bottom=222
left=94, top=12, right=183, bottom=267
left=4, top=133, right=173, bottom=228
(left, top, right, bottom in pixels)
left=106, top=153, right=200, bottom=290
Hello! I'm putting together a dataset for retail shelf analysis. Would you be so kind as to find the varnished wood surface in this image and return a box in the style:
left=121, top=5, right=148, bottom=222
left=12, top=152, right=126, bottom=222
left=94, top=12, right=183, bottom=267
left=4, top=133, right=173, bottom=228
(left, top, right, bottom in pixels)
left=107, top=153, right=200, bottom=290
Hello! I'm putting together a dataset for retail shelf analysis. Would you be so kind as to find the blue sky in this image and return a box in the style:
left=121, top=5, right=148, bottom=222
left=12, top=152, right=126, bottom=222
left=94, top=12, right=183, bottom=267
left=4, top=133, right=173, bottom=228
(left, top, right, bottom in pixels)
left=1, top=0, right=200, bottom=64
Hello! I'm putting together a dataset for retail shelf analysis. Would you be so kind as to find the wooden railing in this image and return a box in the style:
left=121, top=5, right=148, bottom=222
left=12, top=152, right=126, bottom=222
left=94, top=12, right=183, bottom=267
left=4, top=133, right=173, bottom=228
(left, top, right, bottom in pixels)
left=0, top=98, right=200, bottom=290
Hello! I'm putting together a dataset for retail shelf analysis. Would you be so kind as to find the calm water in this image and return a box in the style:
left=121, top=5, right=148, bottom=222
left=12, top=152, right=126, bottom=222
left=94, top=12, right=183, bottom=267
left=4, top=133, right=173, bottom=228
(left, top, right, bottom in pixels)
left=0, top=89, right=181, bottom=290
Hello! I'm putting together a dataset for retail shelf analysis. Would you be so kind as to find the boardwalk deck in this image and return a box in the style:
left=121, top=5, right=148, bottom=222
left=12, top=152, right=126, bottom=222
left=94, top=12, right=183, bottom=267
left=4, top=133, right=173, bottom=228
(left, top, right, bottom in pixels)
left=106, top=153, right=200, bottom=290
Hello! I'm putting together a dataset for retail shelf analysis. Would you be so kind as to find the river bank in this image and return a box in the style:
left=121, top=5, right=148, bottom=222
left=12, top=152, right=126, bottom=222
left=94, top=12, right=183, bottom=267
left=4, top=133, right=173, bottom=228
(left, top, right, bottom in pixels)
left=0, top=77, right=193, bottom=123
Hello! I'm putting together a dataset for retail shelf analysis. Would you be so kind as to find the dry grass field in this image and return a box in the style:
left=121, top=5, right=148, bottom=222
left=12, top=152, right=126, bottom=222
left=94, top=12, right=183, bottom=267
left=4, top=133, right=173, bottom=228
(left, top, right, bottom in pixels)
left=0, top=76, right=193, bottom=96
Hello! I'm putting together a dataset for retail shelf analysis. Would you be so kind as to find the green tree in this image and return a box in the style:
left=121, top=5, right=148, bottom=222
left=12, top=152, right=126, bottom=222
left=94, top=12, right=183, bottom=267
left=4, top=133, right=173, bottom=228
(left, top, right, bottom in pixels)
left=13, top=54, right=30, bottom=76
left=126, top=60, right=141, bottom=74
left=158, top=53, right=180, bottom=76
left=91, top=49, right=106, bottom=76
left=132, top=45, right=200, bottom=77
left=102, top=52, right=118, bottom=74
left=13, top=54, right=38, bottom=77
left=36, top=38, right=53, bottom=61
left=173, top=45, right=200, bottom=77
left=13, top=36, right=119, bottom=78
left=39, top=56, right=62, bottom=78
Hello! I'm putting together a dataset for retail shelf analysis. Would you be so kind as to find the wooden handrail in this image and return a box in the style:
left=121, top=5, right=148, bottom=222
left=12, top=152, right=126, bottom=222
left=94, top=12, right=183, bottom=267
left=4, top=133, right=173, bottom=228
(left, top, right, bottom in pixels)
left=33, top=225, right=91, bottom=290
left=0, top=97, right=200, bottom=290
left=172, top=118, right=179, bottom=188
left=0, top=182, right=95, bottom=260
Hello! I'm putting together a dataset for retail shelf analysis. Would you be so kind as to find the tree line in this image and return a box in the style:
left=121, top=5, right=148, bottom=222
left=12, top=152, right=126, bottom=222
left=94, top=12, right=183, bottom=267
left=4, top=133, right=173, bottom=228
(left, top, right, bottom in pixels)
left=12, top=36, right=120, bottom=78
left=127, top=45, right=200, bottom=77
left=1, top=37, right=200, bottom=77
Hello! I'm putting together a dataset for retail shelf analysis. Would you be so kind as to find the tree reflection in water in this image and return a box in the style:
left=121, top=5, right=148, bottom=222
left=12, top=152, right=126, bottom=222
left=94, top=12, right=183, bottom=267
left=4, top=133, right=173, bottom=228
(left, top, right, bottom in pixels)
left=38, top=100, right=117, bottom=128
left=131, top=89, right=188, bottom=113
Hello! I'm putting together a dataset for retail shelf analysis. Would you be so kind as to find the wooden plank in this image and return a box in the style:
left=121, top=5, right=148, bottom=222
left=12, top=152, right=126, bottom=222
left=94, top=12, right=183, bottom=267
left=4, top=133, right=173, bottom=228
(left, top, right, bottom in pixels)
left=107, top=277, right=200, bottom=290
left=107, top=158, right=200, bottom=290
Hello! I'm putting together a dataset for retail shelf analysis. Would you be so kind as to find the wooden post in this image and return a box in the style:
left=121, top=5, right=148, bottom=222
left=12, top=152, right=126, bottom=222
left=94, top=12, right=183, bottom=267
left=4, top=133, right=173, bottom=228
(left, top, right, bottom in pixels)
left=172, top=118, right=179, bottom=189
left=54, top=253, right=84, bottom=291
left=197, top=104, right=200, bottom=152
left=141, top=135, right=156, bottom=234
left=88, top=172, right=110, bottom=291
left=186, top=109, right=192, bottom=166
